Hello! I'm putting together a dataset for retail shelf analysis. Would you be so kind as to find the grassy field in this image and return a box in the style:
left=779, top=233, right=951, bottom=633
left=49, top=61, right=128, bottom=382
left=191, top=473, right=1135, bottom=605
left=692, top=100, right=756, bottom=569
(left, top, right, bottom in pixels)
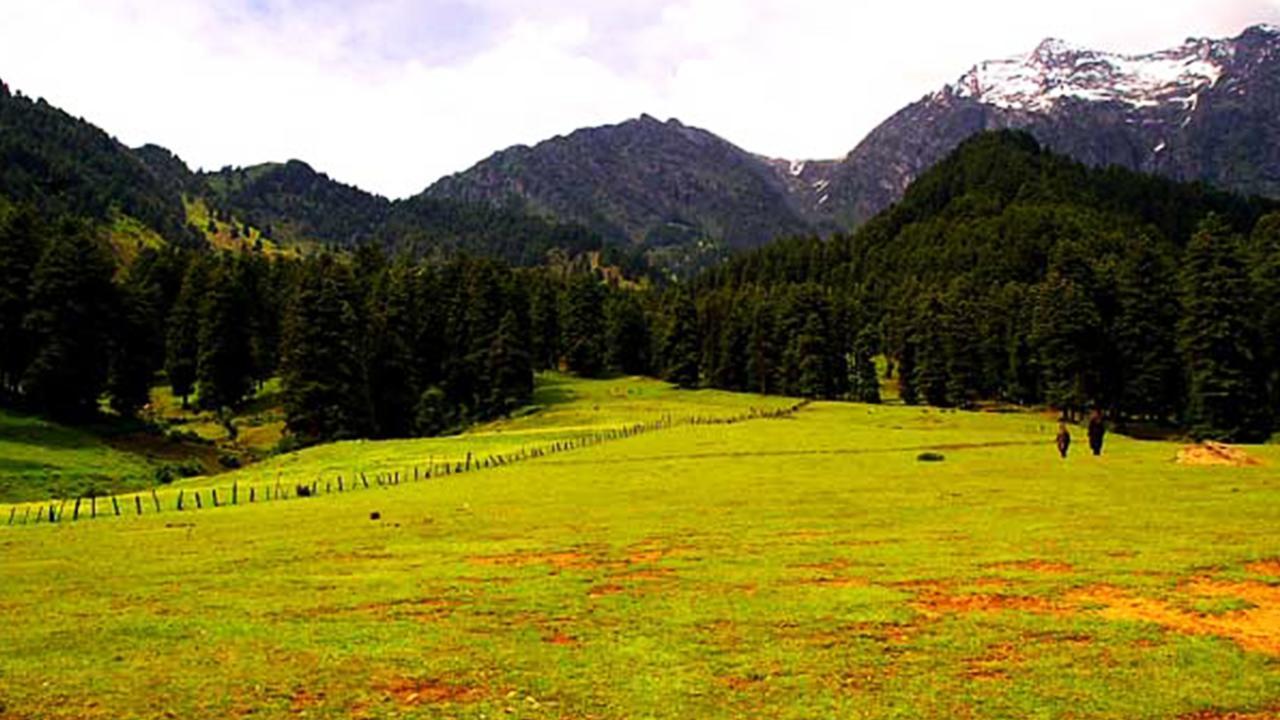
left=1, top=375, right=1278, bottom=719
left=0, top=410, right=159, bottom=503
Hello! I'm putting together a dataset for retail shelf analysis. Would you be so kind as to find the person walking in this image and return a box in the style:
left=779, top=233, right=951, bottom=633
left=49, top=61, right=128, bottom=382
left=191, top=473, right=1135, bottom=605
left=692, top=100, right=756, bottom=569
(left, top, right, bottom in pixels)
left=1056, top=421, right=1071, bottom=459
left=1087, top=408, right=1106, bottom=456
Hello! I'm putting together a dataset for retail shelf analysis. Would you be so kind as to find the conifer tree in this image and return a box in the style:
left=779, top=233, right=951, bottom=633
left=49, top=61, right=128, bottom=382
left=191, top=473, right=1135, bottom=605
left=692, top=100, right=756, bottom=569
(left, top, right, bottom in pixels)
left=366, top=264, right=418, bottom=437
left=21, top=220, right=115, bottom=420
left=1178, top=216, right=1272, bottom=442
left=196, top=257, right=254, bottom=410
left=1249, top=213, right=1280, bottom=414
left=488, top=309, right=533, bottom=414
left=165, top=257, right=206, bottom=409
left=107, top=260, right=163, bottom=416
left=1113, top=238, right=1181, bottom=421
left=0, top=202, right=42, bottom=399
left=280, top=256, right=372, bottom=445
left=561, top=273, right=606, bottom=377
left=851, top=327, right=881, bottom=404
left=605, top=291, right=651, bottom=376
left=662, top=289, right=700, bottom=389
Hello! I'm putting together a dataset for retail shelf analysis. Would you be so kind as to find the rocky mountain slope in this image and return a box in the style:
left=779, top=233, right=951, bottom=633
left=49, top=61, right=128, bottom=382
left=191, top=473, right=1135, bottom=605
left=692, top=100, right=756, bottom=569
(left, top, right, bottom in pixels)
left=424, top=115, right=817, bottom=249
left=814, top=24, right=1280, bottom=227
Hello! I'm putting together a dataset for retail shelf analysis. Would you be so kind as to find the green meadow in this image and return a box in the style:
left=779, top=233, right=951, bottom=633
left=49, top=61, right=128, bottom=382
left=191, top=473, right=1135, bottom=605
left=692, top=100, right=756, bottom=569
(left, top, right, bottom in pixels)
left=1, top=375, right=1278, bottom=719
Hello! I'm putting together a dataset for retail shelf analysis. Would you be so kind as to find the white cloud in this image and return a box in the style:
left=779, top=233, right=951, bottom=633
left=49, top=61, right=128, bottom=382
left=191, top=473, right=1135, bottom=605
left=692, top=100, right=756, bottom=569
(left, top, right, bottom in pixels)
left=0, top=0, right=1277, bottom=197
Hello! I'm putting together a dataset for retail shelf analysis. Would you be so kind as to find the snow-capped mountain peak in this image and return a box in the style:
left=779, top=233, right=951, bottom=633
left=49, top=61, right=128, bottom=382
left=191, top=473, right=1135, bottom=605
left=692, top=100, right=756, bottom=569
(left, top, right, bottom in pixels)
left=947, top=33, right=1229, bottom=113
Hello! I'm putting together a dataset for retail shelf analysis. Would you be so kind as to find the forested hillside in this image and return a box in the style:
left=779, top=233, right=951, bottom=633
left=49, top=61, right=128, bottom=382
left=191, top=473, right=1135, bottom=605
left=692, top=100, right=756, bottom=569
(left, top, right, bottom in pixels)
left=0, top=82, right=199, bottom=247
left=690, top=132, right=1280, bottom=441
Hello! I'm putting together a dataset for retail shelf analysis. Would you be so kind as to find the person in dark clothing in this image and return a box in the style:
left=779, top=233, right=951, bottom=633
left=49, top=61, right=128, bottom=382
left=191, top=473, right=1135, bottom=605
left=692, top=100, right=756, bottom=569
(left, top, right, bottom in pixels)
left=1056, top=421, right=1071, bottom=459
left=1087, top=409, right=1106, bottom=456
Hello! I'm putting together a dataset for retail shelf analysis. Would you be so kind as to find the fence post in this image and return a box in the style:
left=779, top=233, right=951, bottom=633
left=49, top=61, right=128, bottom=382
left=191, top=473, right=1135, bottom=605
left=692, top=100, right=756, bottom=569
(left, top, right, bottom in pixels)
left=338, top=476, right=344, bottom=492
left=250, top=487, right=256, bottom=503
left=212, top=489, right=220, bottom=508
left=92, top=496, right=97, bottom=518
left=7, top=507, right=14, bottom=525
left=177, top=490, right=185, bottom=511
left=361, top=474, right=369, bottom=489
left=466, top=452, right=472, bottom=471
left=72, top=498, right=82, bottom=521
left=232, top=482, right=238, bottom=506
left=195, top=492, right=202, bottom=510
left=152, top=489, right=161, bottom=513
left=135, top=496, right=143, bottom=516
left=112, top=497, right=121, bottom=517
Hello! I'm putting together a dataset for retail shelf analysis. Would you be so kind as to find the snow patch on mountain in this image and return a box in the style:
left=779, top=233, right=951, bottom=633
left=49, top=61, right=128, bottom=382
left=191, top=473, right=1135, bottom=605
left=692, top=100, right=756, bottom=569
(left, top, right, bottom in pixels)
left=946, top=34, right=1227, bottom=113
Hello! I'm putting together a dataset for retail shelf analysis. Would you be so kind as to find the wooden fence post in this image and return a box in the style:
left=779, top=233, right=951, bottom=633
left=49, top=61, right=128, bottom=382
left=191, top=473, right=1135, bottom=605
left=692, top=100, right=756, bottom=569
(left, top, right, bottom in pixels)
left=92, top=496, right=97, bottom=518
left=195, top=492, right=202, bottom=510
left=212, top=489, right=220, bottom=508
left=152, top=489, right=161, bottom=513
left=112, top=497, right=121, bottom=517
left=177, top=490, right=184, bottom=511
left=7, top=507, right=14, bottom=526
left=232, top=483, right=238, bottom=505
left=72, top=498, right=82, bottom=521
left=135, top=496, right=143, bottom=516
left=250, top=487, right=256, bottom=503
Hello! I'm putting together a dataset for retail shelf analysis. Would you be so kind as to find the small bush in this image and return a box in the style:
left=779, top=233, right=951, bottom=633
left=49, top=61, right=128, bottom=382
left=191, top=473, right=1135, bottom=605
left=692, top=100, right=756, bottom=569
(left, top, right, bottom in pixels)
left=217, top=453, right=241, bottom=470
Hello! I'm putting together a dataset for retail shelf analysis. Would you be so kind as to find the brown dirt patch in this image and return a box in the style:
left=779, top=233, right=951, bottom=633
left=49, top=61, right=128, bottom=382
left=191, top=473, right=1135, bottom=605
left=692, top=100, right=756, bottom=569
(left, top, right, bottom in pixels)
left=290, top=688, right=323, bottom=714
left=988, top=560, right=1074, bottom=574
left=1247, top=560, right=1280, bottom=577
left=964, top=641, right=1023, bottom=681
left=1070, top=580, right=1280, bottom=655
left=544, top=631, right=579, bottom=646
left=376, top=677, right=482, bottom=706
left=1177, top=442, right=1261, bottom=467
left=1179, top=709, right=1280, bottom=719
left=468, top=550, right=607, bottom=570
left=914, top=592, right=1061, bottom=617
left=588, top=583, right=625, bottom=598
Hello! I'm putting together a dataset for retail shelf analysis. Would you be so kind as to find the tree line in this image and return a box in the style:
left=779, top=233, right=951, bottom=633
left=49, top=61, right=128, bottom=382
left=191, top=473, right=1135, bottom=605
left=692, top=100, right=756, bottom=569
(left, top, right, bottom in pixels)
left=3, top=131, right=1278, bottom=447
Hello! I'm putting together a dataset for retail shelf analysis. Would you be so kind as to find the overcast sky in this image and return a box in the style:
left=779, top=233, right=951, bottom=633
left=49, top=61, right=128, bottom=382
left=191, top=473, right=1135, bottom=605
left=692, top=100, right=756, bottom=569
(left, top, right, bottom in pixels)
left=1, top=0, right=1278, bottom=198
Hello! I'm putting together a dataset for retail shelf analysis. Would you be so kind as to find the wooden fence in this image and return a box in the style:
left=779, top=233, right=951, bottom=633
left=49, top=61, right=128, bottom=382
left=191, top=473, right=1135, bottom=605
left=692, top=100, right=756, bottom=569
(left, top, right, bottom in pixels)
left=3, top=402, right=809, bottom=528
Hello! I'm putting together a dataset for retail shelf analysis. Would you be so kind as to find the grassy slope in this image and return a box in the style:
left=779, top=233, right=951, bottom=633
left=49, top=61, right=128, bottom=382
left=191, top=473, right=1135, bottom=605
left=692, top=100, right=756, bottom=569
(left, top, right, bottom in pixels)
left=0, top=377, right=1278, bottom=719
left=0, top=410, right=157, bottom=502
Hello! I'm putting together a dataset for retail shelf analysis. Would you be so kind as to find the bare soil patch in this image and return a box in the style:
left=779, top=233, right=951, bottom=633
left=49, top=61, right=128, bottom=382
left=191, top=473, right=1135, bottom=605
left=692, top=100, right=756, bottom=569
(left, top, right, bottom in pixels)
left=376, top=677, right=483, bottom=706
left=1178, top=709, right=1280, bottom=719
left=1247, top=560, right=1280, bottom=577
left=1070, top=580, right=1280, bottom=655
left=1177, top=442, right=1261, bottom=467
left=468, top=550, right=609, bottom=571
left=988, top=560, right=1074, bottom=574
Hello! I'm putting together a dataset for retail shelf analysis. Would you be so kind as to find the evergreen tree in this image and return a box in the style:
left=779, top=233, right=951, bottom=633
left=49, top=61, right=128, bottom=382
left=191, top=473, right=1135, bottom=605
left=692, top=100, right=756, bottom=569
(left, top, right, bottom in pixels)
left=850, top=327, right=881, bottom=404
left=528, top=276, right=561, bottom=371
left=414, top=385, right=451, bottom=437
left=196, top=257, right=254, bottom=410
left=913, top=295, right=950, bottom=407
left=662, top=289, right=700, bottom=389
left=165, top=257, right=206, bottom=409
left=1113, top=239, right=1181, bottom=421
left=366, top=264, right=419, bottom=437
left=487, top=310, right=533, bottom=414
left=107, top=259, right=163, bottom=416
left=1178, top=216, right=1272, bottom=442
left=280, top=256, right=372, bottom=445
left=0, top=202, right=42, bottom=399
left=604, top=291, right=651, bottom=376
left=1032, top=271, right=1103, bottom=418
left=21, top=221, right=115, bottom=420
left=561, top=273, right=606, bottom=377
left=1249, top=213, right=1280, bottom=415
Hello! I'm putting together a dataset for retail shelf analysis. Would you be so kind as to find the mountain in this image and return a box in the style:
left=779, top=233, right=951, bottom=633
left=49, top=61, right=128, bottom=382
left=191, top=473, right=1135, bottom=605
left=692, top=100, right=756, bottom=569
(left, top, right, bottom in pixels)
left=0, top=81, right=199, bottom=246
left=200, top=161, right=392, bottom=248
left=815, top=24, right=1280, bottom=227
left=423, top=114, right=817, bottom=250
